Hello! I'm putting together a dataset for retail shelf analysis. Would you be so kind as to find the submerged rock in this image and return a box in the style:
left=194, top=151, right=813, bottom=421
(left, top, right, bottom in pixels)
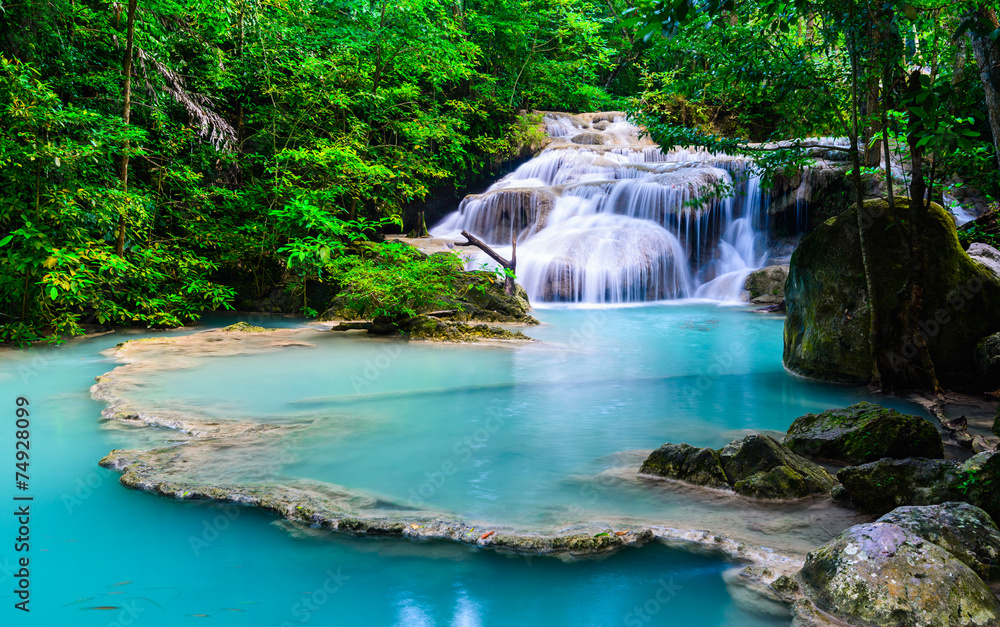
left=837, top=452, right=1000, bottom=521
left=783, top=401, right=944, bottom=464
left=744, top=265, right=788, bottom=304
left=783, top=198, right=1000, bottom=387
left=640, top=435, right=837, bottom=500
left=797, top=522, right=1000, bottom=627
left=877, top=502, right=1000, bottom=581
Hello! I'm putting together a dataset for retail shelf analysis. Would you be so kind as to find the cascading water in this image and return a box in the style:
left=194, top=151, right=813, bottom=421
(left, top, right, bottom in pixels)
left=432, top=112, right=769, bottom=304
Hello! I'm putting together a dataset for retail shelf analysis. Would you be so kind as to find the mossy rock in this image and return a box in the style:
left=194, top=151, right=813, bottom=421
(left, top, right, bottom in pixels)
left=837, top=457, right=962, bottom=516
left=221, top=321, right=267, bottom=333
left=398, top=315, right=532, bottom=342
left=796, top=522, right=1000, bottom=627
left=877, top=502, right=1000, bottom=581
left=783, top=401, right=944, bottom=464
left=837, top=453, right=1000, bottom=522
left=719, top=434, right=837, bottom=499
left=744, top=265, right=788, bottom=304
left=639, top=434, right=836, bottom=500
left=784, top=198, right=1000, bottom=387
left=638, top=443, right=729, bottom=489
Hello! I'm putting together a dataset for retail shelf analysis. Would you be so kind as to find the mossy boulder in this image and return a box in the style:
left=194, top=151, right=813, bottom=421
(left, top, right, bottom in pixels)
left=784, top=198, right=1000, bottom=387
left=837, top=452, right=1000, bottom=521
left=398, top=315, right=532, bottom=342
left=639, top=434, right=837, bottom=500
left=444, top=271, right=537, bottom=324
left=719, top=435, right=838, bottom=499
left=638, top=443, right=729, bottom=489
left=837, top=458, right=962, bottom=515
left=783, top=401, right=943, bottom=464
left=744, top=265, right=788, bottom=304
left=877, top=502, right=1000, bottom=581
left=797, top=522, right=1000, bottom=627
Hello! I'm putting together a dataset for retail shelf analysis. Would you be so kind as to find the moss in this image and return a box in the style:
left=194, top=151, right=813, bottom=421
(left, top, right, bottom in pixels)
left=222, top=321, right=268, bottom=333
left=399, top=315, right=533, bottom=342
left=784, top=198, right=1000, bottom=387
left=784, top=402, right=944, bottom=464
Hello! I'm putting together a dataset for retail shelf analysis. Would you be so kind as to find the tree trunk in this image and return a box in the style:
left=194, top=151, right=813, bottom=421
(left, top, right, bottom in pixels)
left=848, top=24, right=883, bottom=389
left=456, top=230, right=517, bottom=296
left=970, top=6, right=1000, bottom=172
left=114, top=0, right=137, bottom=257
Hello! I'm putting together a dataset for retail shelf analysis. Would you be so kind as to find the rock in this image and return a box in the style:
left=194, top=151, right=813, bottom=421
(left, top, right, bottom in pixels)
left=943, top=415, right=969, bottom=432
left=972, top=435, right=998, bottom=454
left=639, top=434, right=837, bottom=500
left=975, top=333, right=1000, bottom=389
left=784, top=401, right=944, bottom=464
left=876, top=502, right=1000, bottom=581
left=445, top=271, right=538, bottom=324
left=994, top=407, right=1000, bottom=438
left=837, top=452, right=1000, bottom=521
left=797, top=522, right=1000, bottom=627
left=638, top=443, right=729, bottom=489
left=744, top=265, right=789, bottom=304
left=968, top=243, right=1000, bottom=280
left=222, top=321, right=267, bottom=333
left=783, top=198, right=1000, bottom=387
left=837, top=457, right=962, bottom=515
left=571, top=132, right=607, bottom=145
left=720, top=435, right=838, bottom=499
left=397, top=315, right=533, bottom=343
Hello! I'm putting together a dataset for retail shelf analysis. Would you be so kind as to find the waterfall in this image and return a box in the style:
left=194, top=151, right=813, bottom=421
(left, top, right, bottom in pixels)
left=431, top=112, right=769, bottom=304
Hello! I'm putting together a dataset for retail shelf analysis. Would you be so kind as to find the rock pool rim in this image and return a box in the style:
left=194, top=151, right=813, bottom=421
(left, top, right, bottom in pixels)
left=90, top=324, right=805, bottom=580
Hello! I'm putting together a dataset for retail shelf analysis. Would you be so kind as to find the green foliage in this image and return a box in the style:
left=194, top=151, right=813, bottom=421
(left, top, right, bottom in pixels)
left=330, top=243, right=465, bottom=322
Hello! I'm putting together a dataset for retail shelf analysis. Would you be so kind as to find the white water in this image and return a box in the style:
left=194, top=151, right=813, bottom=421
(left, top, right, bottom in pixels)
left=432, top=112, right=768, bottom=304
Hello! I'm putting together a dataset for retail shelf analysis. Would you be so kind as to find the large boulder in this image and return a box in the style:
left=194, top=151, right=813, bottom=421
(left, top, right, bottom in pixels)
left=783, top=401, right=943, bottom=464
left=877, top=503, right=1000, bottom=581
left=638, top=443, right=729, bottom=489
left=639, top=435, right=837, bottom=500
left=797, top=522, right=1000, bottom=627
left=784, top=198, right=1000, bottom=387
left=837, top=452, right=1000, bottom=521
left=744, top=265, right=788, bottom=304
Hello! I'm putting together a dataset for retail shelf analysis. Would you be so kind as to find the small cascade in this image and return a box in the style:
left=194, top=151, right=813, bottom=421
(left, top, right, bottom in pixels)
left=431, top=112, right=770, bottom=304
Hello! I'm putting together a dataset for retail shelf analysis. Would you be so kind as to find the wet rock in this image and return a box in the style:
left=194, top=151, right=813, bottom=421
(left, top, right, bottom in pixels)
left=445, top=271, right=538, bottom=324
left=222, top=321, right=268, bottom=333
left=638, top=443, right=729, bottom=489
left=783, top=198, right=1000, bottom=387
left=571, top=132, right=607, bottom=145
left=837, top=452, right=1000, bottom=521
left=797, top=522, right=1000, bottom=627
left=720, top=435, right=838, bottom=499
left=783, top=401, right=944, bottom=464
left=640, top=435, right=837, bottom=500
left=744, top=265, right=788, bottom=304
left=968, top=243, right=1000, bottom=280
left=397, top=315, right=533, bottom=343
left=877, top=502, right=1000, bottom=581
left=837, top=457, right=962, bottom=515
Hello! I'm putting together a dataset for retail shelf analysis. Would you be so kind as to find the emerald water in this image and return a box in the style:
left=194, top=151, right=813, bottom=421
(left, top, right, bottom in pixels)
left=0, top=306, right=925, bottom=626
